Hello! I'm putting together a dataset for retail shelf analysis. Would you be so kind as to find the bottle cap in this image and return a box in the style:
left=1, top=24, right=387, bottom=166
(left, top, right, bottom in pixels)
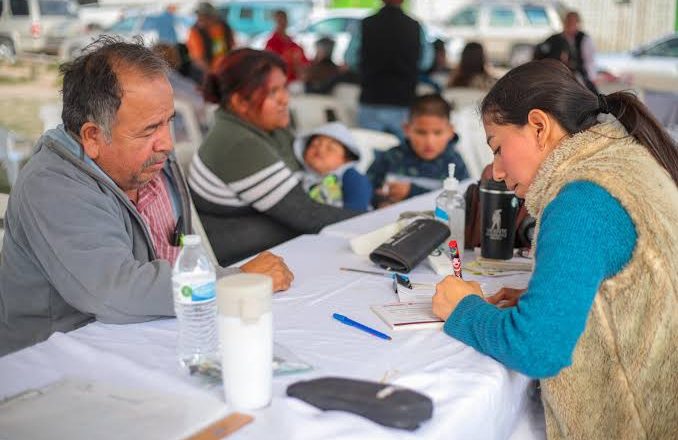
left=443, top=163, right=459, bottom=191
left=182, top=234, right=201, bottom=246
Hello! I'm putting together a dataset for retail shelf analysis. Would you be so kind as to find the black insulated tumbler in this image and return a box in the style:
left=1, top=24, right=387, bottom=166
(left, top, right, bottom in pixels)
left=479, top=180, right=519, bottom=260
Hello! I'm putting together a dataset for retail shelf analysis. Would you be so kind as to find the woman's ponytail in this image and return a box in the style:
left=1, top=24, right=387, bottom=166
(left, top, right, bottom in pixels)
left=605, top=91, right=678, bottom=185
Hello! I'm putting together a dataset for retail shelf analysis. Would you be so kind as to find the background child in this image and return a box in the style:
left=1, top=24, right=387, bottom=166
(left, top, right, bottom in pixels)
left=367, top=94, right=469, bottom=207
left=294, top=122, right=372, bottom=212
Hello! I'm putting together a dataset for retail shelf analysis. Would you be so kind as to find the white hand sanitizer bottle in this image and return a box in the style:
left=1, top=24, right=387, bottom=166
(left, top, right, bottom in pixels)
left=435, top=164, right=465, bottom=252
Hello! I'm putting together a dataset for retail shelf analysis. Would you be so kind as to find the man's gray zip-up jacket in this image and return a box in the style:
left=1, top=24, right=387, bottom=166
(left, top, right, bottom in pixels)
left=0, top=127, right=210, bottom=355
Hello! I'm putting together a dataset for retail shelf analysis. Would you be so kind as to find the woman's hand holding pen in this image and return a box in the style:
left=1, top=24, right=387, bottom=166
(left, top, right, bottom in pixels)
left=432, top=276, right=483, bottom=321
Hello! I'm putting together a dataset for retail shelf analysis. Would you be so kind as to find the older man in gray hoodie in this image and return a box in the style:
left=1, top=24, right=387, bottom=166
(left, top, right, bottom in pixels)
left=0, top=37, right=293, bottom=356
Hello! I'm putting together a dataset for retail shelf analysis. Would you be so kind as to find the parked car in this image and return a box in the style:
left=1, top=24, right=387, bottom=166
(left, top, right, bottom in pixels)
left=249, top=8, right=447, bottom=66
left=297, top=8, right=373, bottom=64
left=77, top=2, right=127, bottom=31
left=214, top=0, right=312, bottom=41
left=247, top=8, right=365, bottom=64
left=0, top=0, right=80, bottom=61
left=439, top=0, right=565, bottom=67
left=59, top=9, right=194, bottom=61
left=596, top=33, right=678, bottom=93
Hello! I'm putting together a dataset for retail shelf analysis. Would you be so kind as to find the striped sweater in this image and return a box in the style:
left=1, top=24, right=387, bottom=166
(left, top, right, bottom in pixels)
left=188, top=109, right=355, bottom=265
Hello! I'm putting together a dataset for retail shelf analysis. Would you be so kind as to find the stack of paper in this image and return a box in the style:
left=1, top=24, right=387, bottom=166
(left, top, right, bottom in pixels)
left=371, top=302, right=444, bottom=331
left=466, top=256, right=533, bottom=276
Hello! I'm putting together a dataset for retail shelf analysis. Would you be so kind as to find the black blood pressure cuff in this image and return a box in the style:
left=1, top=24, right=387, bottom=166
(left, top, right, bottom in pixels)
left=287, top=377, right=433, bottom=430
left=369, top=219, right=449, bottom=273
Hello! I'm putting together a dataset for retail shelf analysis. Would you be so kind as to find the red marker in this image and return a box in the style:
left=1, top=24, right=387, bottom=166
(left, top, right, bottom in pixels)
left=448, top=240, right=463, bottom=279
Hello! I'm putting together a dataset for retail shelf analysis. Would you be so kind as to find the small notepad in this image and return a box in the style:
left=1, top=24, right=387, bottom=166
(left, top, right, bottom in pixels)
left=394, top=282, right=436, bottom=303
left=371, top=302, right=444, bottom=331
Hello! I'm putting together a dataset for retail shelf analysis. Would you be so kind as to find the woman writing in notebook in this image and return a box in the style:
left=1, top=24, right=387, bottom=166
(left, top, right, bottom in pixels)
left=432, top=60, right=677, bottom=439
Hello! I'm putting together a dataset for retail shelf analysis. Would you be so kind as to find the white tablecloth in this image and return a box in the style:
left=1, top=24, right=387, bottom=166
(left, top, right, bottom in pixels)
left=0, top=198, right=545, bottom=440
left=320, top=191, right=438, bottom=239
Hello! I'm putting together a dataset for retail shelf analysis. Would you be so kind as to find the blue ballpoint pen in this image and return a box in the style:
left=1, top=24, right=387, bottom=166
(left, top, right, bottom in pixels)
left=332, top=313, right=392, bottom=341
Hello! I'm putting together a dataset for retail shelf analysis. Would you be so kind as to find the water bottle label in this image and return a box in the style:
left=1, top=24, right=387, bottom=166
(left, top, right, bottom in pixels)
left=178, top=281, right=216, bottom=304
left=434, top=206, right=449, bottom=221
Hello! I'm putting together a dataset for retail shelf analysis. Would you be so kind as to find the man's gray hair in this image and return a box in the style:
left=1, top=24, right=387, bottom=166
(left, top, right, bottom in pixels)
left=59, top=36, right=170, bottom=141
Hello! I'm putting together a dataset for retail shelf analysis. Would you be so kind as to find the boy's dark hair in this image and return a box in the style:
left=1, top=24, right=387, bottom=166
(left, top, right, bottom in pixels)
left=305, top=135, right=359, bottom=162
left=409, top=94, right=454, bottom=120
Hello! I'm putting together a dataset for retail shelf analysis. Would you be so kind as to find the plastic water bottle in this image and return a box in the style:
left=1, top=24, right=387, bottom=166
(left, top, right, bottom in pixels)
left=172, top=234, right=218, bottom=370
left=435, top=164, right=466, bottom=252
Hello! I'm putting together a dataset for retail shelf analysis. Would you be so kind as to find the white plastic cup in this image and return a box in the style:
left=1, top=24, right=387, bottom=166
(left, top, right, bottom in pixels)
left=216, top=273, right=273, bottom=410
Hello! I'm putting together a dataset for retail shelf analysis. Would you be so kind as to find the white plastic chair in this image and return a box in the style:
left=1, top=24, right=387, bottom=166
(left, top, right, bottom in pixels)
left=442, top=87, right=486, bottom=110
left=171, top=98, right=204, bottom=173
left=0, top=128, right=32, bottom=188
left=331, top=83, right=360, bottom=127
left=0, top=192, right=8, bottom=254
left=188, top=198, right=218, bottom=268
left=416, top=82, right=437, bottom=95
left=170, top=101, right=219, bottom=266
left=38, top=103, right=62, bottom=132
left=204, top=103, right=219, bottom=130
left=348, top=127, right=399, bottom=173
left=451, top=105, right=492, bottom=180
left=288, top=94, right=351, bottom=133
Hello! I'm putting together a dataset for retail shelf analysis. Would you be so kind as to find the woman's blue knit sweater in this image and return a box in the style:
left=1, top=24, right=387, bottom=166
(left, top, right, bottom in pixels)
left=444, top=181, right=637, bottom=378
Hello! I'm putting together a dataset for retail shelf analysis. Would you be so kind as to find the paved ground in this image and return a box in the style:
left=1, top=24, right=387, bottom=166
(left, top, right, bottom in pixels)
left=0, top=61, right=60, bottom=142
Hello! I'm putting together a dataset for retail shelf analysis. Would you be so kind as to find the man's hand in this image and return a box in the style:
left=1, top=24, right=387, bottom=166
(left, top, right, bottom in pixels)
left=486, top=287, right=526, bottom=308
left=432, top=276, right=483, bottom=321
left=240, top=251, right=294, bottom=292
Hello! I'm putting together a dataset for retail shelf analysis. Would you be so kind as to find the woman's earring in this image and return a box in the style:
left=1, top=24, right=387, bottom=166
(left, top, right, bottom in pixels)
left=536, top=131, right=544, bottom=151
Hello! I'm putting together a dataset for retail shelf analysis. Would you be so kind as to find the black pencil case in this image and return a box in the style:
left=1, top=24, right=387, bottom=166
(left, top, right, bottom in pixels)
left=369, top=219, right=449, bottom=273
left=287, top=377, right=433, bottom=430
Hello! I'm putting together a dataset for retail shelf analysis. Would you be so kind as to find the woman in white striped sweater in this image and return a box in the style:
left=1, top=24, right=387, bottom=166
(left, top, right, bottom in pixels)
left=188, top=49, right=357, bottom=265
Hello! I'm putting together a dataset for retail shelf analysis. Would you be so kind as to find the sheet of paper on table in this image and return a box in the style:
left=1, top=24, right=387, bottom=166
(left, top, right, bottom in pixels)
left=0, top=379, right=227, bottom=440
left=394, top=281, right=436, bottom=303
left=371, top=302, right=444, bottom=331
left=467, top=255, right=534, bottom=276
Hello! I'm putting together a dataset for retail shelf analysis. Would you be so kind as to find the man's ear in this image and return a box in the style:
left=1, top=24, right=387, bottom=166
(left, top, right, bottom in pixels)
left=79, top=122, right=105, bottom=160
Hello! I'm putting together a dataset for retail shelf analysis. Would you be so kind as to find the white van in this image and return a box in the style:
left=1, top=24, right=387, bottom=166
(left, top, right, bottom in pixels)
left=441, top=1, right=565, bottom=67
left=0, top=0, right=80, bottom=61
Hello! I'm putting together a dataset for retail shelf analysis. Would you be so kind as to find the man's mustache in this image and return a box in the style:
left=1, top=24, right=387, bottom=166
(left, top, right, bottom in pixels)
left=142, top=153, right=170, bottom=168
